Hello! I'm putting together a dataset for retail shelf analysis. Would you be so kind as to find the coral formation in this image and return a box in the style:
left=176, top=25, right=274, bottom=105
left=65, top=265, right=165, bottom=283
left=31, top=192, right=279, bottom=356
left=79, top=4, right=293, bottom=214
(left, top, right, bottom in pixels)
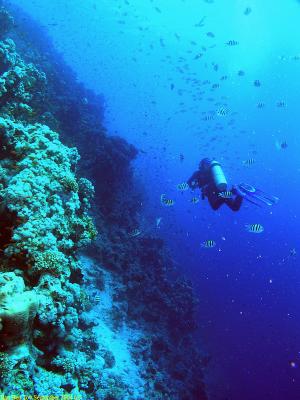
left=0, top=5, right=208, bottom=400
left=0, top=272, right=38, bottom=351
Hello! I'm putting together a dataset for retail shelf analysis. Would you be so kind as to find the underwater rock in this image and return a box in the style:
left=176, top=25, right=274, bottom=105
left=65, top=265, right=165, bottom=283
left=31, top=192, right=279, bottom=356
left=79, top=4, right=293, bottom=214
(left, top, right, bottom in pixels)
left=0, top=272, right=38, bottom=351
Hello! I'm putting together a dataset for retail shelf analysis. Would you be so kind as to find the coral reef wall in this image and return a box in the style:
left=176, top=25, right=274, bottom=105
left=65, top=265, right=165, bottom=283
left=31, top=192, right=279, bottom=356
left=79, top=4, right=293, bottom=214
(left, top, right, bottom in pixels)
left=0, top=5, right=208, bottom=399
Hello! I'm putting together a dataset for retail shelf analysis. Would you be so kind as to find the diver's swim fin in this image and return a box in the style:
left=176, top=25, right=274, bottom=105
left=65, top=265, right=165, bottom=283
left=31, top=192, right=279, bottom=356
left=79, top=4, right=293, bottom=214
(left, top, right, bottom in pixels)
left=236, top=183, right=279, bottom=207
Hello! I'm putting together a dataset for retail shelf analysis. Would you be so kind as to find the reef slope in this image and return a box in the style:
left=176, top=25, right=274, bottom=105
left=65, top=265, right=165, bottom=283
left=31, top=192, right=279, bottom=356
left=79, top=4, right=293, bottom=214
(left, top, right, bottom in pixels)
left=0, top=5, right=207, bottom=399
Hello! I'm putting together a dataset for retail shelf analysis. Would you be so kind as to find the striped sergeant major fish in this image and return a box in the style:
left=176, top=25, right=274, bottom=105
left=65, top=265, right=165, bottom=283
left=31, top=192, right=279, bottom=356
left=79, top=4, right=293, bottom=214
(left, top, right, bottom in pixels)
left=160, top=194, right=175, bottom=206
left=276, top=101, right=286, bottom=108
left=243, top=158, right=255, bottom=166
left=202, top=114, right=215, bottom=121
left=218, top=191, right=233, bottom=199
left=176, top=182, right=189, bottom=191
left=190, top=196, right=200, bottom=204
left=201, top=239, right=216, bottom=248
left=226, top=40, right=239, bottom=46
left=217, top=106, right=229, bottom=116
left=245, top=223, right=264, bottom=233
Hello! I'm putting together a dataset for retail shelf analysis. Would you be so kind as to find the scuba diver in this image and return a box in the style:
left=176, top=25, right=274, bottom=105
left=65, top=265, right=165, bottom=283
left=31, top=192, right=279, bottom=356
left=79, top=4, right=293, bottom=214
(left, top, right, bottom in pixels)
left=188, top=158, right=279, bottom=211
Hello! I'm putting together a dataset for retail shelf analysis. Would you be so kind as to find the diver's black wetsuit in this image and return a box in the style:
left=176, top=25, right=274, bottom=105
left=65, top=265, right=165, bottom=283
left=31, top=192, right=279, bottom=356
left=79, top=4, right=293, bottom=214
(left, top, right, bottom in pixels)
left=187, top=169, right=243, bottom=211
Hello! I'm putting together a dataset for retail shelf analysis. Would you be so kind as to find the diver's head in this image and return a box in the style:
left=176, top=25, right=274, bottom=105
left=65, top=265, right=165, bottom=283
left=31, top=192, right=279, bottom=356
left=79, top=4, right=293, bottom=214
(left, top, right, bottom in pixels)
left=199, top=158, right=212, bottom=171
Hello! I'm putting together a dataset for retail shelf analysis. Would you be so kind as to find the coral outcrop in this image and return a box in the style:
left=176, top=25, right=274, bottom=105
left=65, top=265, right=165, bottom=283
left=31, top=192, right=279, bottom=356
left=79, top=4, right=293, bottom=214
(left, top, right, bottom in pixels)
left=0, top=4, right=208, bottom=400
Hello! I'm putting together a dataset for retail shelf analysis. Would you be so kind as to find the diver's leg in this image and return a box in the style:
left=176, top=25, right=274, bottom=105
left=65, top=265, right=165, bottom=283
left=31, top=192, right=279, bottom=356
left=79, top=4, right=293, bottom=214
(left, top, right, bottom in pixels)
left=208, top=195, right=224, bottom=210
left=225, top=195, right=243, bottom=211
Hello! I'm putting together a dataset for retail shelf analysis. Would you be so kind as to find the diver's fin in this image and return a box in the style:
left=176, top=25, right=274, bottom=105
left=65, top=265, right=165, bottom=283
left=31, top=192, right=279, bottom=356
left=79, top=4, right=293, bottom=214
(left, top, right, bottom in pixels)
left=237, top=183, right=279, bottom=207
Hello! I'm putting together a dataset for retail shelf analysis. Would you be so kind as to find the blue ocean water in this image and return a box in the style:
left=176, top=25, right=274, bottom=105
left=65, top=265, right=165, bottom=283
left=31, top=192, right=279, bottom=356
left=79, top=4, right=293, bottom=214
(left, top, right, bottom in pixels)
left=8, top=0, right=300, bottom=398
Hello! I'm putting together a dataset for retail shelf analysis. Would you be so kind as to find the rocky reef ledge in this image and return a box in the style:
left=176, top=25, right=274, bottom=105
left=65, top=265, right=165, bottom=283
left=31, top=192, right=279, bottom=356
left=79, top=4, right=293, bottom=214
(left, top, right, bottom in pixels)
left=0, top=5, right=208, bottom=399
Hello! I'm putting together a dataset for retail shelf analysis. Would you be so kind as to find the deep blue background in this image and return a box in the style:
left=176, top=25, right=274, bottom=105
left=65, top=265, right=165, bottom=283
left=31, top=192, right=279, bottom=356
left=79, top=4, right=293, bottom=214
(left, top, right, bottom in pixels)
left=9, top=0, right=300, bottom=398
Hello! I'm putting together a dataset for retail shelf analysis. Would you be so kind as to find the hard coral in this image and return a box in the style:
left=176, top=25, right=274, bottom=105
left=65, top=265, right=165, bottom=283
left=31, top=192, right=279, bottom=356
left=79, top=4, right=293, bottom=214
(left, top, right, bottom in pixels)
left=0, top=39, right=46, bottom=114
left=0, top=29, right=99, bottom=397
left=0, top=117, right=96, bottom=269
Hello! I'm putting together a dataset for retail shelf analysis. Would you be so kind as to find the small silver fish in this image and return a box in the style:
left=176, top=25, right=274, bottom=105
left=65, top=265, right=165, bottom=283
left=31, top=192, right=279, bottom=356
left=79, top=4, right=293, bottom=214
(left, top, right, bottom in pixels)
left=128, top=228, right=141, bottom=237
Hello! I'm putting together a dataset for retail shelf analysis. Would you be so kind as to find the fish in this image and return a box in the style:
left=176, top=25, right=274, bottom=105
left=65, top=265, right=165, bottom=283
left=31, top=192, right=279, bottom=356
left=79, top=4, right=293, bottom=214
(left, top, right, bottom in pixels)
left=218, top=191, right=233, bottom=199
left=179, top=153, right=184, bottom=162
left=244, top=7, right=252, bottom=15
left=94, top=295, right=101, bottom=303
left=202, top=114, right=215, bottom=121
left=194, top=53, right=204, bottom=60
left=156, top=217, right=162, bottom=227
left=190, top=197, right=200, bottom=204
left=254, top=80, right=261, bottom=87
left=160, top=194, right=175, bottom=206
left=290, top=248, right=297, bottom=256
left=238, top=70, right=245, bottom=76
left=243, top=158, right=255, bottom=166
left=177, top=182, right=189, bottom=191
left=206, top=32, right=215, bottom=38
left=194, top=17, right=206, bottom=27
left=276, top=101, right=286, bottom=108
left=275, top=140, right=288, bottom=150
left=201, top=240, right=216, bottom=248
left=217, top=107, right=228, bottom=116
left=257, top=102, right=265, bottom=109
left=128, top=228, right=142, bottom=237
left=160, top=38, right=165, bottom=47
left=245, top=224, right=264, bottom=233
left=226, top=40, right=239, bottom=46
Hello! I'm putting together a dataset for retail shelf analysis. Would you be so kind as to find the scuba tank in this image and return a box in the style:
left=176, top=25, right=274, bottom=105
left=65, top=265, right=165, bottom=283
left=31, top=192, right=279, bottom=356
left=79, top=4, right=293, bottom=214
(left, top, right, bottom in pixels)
left=210, top=160, right=227, bottom=191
